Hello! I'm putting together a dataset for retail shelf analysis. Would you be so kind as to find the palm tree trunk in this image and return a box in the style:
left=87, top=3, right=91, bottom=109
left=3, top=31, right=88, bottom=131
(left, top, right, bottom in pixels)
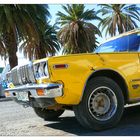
left=117, top=14, right=124, bottom=34
left=3, top=31, right=18, bottom=69
left=8, top=47, right=18, bottom=69
left=36, top=43, right=46, bottom=59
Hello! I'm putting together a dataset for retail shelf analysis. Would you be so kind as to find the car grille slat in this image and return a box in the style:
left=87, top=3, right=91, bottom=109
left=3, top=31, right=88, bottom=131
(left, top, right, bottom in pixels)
left=11, top=63, right=35, bottom=85
left=25, top=65, right=31, bottom=83
left=11, top=69, right=19, bottom=85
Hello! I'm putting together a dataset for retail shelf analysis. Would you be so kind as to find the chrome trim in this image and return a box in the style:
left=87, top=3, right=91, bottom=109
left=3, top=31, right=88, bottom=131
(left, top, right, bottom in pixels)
left=10, top=62, right=35, bottom=85
left=28, top=62, right=36, bottom=83
left=33, top=59, right=48, bottom=64
left=128, top=98, right=140, bottom=103
left=131, top=79, right=140, bottom=82
left=5, top=83, right=63, bottom=99
left=6, top=71, right=12, bottom=83
left=11, top=67, right=20, bottom=85
left=33, top=60, right=49, bottom=79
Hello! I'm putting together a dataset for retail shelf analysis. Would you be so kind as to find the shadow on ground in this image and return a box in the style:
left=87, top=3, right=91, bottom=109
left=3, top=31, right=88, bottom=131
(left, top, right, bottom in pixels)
left=44, top=105, right=140, bottom=136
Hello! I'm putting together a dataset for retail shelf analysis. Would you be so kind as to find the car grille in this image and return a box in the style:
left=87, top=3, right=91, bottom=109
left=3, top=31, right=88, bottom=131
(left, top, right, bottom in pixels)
left=11, top=68, right=19, bottom=85
left=11, top=63, right=35, bottom=85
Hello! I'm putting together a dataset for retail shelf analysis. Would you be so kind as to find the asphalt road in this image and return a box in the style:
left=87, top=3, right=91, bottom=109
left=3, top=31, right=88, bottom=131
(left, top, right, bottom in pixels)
left=1, top=100, right=140, bottom=136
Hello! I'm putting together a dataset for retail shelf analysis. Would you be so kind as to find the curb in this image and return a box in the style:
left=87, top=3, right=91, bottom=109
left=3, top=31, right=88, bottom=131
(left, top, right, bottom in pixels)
left=0, top=98, right=12, bottom=102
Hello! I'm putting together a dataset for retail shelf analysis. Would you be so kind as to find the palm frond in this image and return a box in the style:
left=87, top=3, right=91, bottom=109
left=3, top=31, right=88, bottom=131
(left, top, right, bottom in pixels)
left=97, top=4, right=140, bottom=36
left=57, top=4, right=101, bottom=54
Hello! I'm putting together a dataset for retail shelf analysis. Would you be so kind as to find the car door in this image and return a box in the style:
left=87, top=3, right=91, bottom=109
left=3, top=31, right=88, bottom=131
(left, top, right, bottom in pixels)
left=128, top=31, right=140, bottom=100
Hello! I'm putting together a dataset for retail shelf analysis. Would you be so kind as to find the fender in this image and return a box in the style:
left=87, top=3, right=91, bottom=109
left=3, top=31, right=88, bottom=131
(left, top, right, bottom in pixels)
left=81, top=68, right=129, bottom=102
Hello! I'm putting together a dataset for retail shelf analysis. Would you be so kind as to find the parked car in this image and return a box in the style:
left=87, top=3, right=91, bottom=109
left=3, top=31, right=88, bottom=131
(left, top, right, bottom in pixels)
left=4, top=28, right=140, bottom=131
left=0, top=81, right=4, bottom=98
left=0, top=80, right=8, bottom=98
left=0, top=65, right=10, bottom=98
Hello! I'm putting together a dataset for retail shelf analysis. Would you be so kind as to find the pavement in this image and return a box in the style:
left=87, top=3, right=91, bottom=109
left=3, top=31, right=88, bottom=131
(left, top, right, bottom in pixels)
left=0, top=97, right=12, bottom=102
left=1, top=100, right=140, bottom=136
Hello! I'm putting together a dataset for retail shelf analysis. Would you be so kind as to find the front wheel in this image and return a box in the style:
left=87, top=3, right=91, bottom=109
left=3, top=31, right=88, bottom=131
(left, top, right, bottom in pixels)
left=74, top=77, right=124, bottom=131
left=33, top=107, right=65, bottom=121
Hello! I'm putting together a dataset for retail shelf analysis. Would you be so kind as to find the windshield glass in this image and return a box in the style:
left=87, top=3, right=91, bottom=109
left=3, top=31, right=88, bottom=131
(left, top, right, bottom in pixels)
left=95, top=33, right=140, bottom=53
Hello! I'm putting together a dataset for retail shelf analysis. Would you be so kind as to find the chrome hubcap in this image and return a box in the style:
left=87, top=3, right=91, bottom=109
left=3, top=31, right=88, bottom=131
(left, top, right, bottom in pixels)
left=88, top=86, right=117, bottom=121
left=92, top=93, right=110, bottom=115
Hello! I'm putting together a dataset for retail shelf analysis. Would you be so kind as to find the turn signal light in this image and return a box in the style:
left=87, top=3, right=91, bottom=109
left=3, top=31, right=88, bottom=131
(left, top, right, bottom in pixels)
left=53, top=64, right=68, bottom=69
left=36, top=89, right=44, bottom=96
left=5, top=92, right=10, bottom=97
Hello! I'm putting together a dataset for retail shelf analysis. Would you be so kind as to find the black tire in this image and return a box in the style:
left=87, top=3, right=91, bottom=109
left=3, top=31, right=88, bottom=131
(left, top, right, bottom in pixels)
left=73, top=76, right=124, bottom=131
left=33, top=107, right=65, bottom=121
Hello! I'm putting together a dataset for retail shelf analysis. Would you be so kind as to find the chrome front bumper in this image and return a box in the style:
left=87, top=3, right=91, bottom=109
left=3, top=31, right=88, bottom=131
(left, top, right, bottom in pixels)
left=5, top=83, right=63, bottom=99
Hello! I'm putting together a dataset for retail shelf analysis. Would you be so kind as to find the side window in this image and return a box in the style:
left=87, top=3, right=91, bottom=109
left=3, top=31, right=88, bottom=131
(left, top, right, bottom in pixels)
left=96, top=36, right=129, bottom=53
left=138, top=44, right=140, bottom=52
left=114, top=36, right=129, bottom=52
left=95, top=32, right=140, bottom=53
left=128, top=33, right=140, bottom=52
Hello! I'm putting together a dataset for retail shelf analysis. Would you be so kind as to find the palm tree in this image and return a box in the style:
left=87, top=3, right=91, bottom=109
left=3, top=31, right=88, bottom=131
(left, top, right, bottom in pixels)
left=56, top=4, right=101, bottom=54
left=97, top=4, right=140, bottom=36
left=19, top=23, right=60, bottom=60
left=0, top=4, right=50, bottom=69
left=0, top=38, right=7, bottom=63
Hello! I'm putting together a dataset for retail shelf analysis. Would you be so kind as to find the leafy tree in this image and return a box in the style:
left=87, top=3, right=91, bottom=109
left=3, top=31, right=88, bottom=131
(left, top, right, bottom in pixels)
left=0, top=38, right=7, bottom=61
left=98, top=4, right=140, bottom=36
left=57, top=4, right=101, bottom=54
left=20, top=23, right=60, bottom=60
left=0, top=4, right=50, bottom=69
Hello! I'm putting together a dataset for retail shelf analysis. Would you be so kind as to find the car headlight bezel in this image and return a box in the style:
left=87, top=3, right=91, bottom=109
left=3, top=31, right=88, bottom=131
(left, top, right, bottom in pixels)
left=44, top=62, right=49, bottom=77
left=33, top=61, right=49, bottom=79
left=38, top=62, right=45, bottom=77
left=33, top=63, right=40, bottom=79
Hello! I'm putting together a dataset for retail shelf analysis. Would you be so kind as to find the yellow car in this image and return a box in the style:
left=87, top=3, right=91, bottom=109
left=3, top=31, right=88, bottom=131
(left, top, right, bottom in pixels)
left=5, top=28, right=140, bottom=131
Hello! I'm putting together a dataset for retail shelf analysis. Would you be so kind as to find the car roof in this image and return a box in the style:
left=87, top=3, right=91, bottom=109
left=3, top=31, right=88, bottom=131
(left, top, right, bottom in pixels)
left=101, top=28, right=140, bottom=45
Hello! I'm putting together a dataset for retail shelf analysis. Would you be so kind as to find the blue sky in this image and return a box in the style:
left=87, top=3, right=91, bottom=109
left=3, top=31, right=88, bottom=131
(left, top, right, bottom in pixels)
left=48, top=4, right=105, bottom=44
left=48, top=4, right=140, bottom=44
left=0, top=4, right=140, bottom=67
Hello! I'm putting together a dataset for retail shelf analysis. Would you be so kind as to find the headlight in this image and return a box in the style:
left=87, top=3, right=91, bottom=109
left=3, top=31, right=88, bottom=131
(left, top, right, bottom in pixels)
left=38, top=62, right=44, bottom=77
left=33, top=61, right=49, bottom=79
left=44, top=62, right=49, bottom=77
left=33, top=63, right=40, bottom=78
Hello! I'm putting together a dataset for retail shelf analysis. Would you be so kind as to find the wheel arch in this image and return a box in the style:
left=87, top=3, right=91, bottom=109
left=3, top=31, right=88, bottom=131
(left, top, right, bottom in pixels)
left=81, top=69, right=129, bottom=104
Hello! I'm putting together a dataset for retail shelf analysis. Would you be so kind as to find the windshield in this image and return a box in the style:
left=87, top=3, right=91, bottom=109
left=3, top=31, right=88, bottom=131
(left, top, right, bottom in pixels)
left=95, top=33, right=140, bottom=53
